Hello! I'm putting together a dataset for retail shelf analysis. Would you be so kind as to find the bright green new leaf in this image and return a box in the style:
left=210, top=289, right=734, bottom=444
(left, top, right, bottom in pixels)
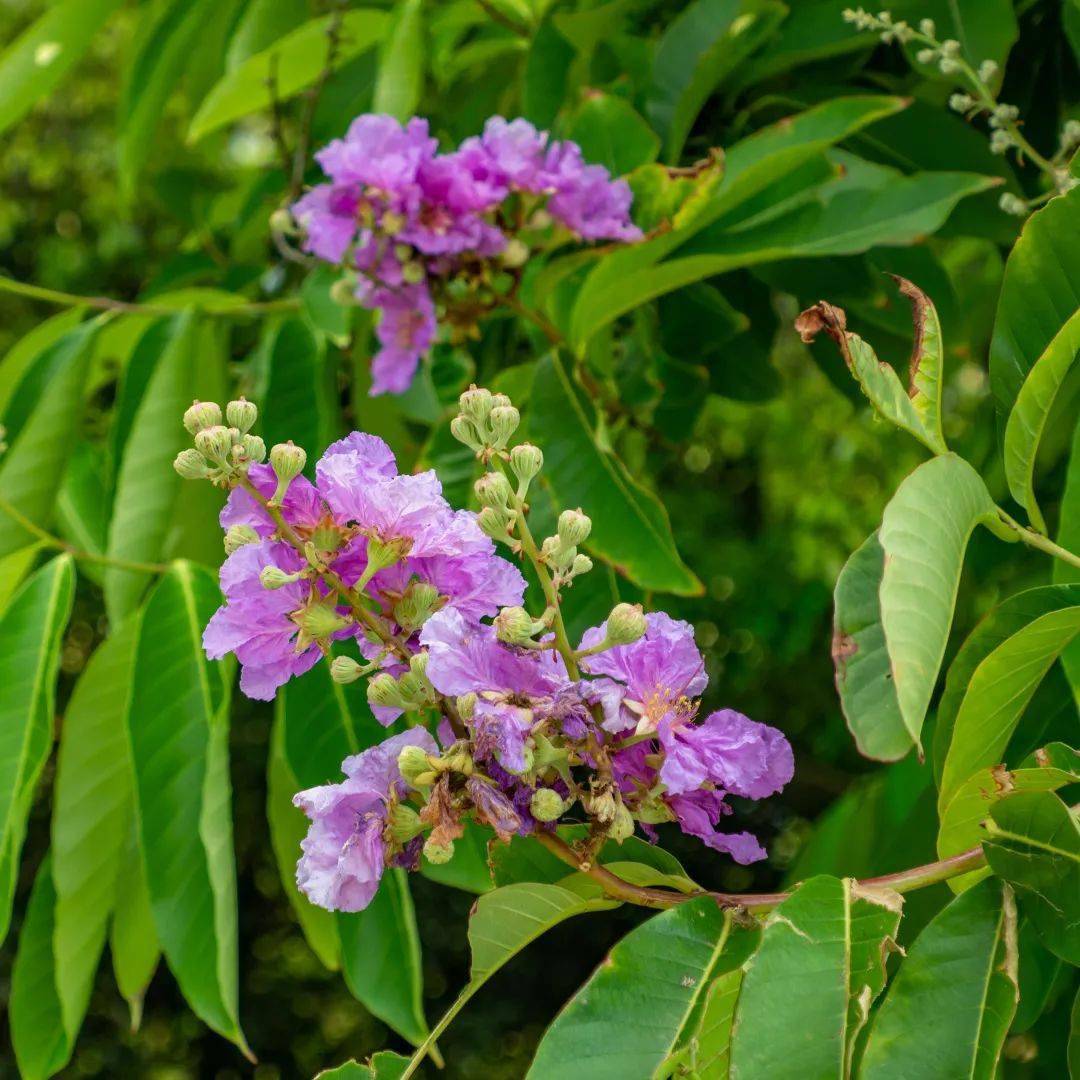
left=188, top=10, right=389, bottom=142
left=0, top=544, right=46, bottom=616
left=878, top=453, right=999, bottom=753
left=110, top=825, right=160, bottom=1028
left=0, top=307, right=84, bottom=419
left=860, top=879, right=1019, bottom=1079
left=529, top=353, right=702, bottom=596
left=316, top=1051, right=410, bottom=1079
left=937, top=605, right=1080, bottom=809
left=1003, top=307, right=1080, bottom=533
left=983, top=790, right=1080, bottom=965
left=730, top=876, right=903, bottom=1079
left=0, top=0, right=120, bottom=138
left=567, top=93, right=660, bottom=177
left=373, top=0, right=424, bottom=122
left=692, top=965, right=744, bottom=1078
left=127, top=562, right=247, bottom=1053
left=0, top=555, right=75, bottom=944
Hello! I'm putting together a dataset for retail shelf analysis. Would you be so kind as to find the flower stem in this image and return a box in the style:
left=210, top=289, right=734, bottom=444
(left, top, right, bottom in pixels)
left=997, top=508, right=1080, bottom=570
left=0, top=494, right=168, bottom=574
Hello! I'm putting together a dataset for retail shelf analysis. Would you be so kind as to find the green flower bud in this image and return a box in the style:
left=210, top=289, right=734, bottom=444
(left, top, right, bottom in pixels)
left=459, top=385, right=494, bottom=425
left=1062, top=120, right=1080, bottom=147
left=998, top=193, right=1027, bottom=216
left=294, top=599, right=350, bottom=645
left=393, top=582, right=442, bottom=633
left=606, top=603, right=647, bottom=646
left=501, top=237, right=529, bottom=268
left=918, top=17, right=935, bottom=35
left=509, top=443, right=543, bottom=486
left=609, top=801, right=635, bottom=844
left=557, top=508, right=592, bottom=547
left=569, top=553, right=593, bottom=579
left=423, top=835, right=455, bottom=865
left=939, top=38, right=960, bottom=57
left=450, top=415, right=483, bottom=452
left=398, top=744, right=435, bottom=786
left=194, top=425, right=236, bottom=466
left=456, top=692, right=477, bottom=721
left=329, top=655, right=364, bottom=684
left=490, top=392, right=512, bottom=410
left=938, top=56, right=961, bottom=75
left=224, top=523, right=260, bottom=554
left=260, top=565, right=301, bottom=590
left=949, top=92, right=974, bottom=112
left=389, top=804, right=424, bottom=844
left=915, top=47, right=937, bottom=65
left=183, top=400, right=222, bottom=436
left=494, top=605, right=543, bottom=646
left=401, top=261, right=426, bottom=285
left=990, top=129, right=1014, bottom=154
left=474, top=470, right=513, bottom=509
left=269, top=208, right=296, bottom=235
left=269, top=441, right=307, bottom=505
left=368, top=672, right=405, bottom=710
left=529, top=788, right=566, bottom=822
left=382, top=210, right=406, bottom=235
left=488, top=405, right=520, bottom=448
left=174, top=448, right=210, bottom=480
left=978, top=59, right=999, bottom=82
left=240, top=433, right=266, bottom=463
left=225, top=397, right=258, bottom=434
left=329, top=277, right=357, bottom=306
left=477, top=506, right=514, bottom=541
left=364, top=534, right=412, bottom=575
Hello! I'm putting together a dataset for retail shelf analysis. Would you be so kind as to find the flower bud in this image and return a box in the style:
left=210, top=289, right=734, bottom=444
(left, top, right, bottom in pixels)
left=183, top=400, right=222, bottom=436
left=329, top=277, right=358, bottom=306
left=269, top=441, right=307, bottom=505
left=226, top=397, right=258, bottom=434
left=509, top=443, right=543, bottom=486
left=474, top=470, right=513, bottom=509
left=477, top=506, right=514, bottom=541
left=450, top=415, right=483, bottom=452
left=938, top=57, right=960, bottom=75
left=606, top=603, right=647, bottom=646
left=1062, top=120, right=1080, bottom=147
left=240, top=433, right=266, bottom=463
left=494, top=605, right=543, bottom=646
left=990, top=129, right=1014, bottom=155
left=586, top=786, right=616, bottom=825
left=224, top=523, right=260, bottom=554
left=174, top=448, right=210, bottom=479
left=393, top=582, right=442, bottom=633
left=194, top=425, right=235, bottom=465
left=456, top=692, right=476, bottom=722
left=423, top=836, right=455, bottom=865
left=398, top=744, right=435, bottom=786
left=918, top=17, right=935, bottom=35
left=949, top=92, right=974, bottom=113
left=915, top=47, right=937, bottom=64
left=998, top=192, right=1027, bottom=216
left=501, top=237, right=529, bottom=268
left=939, top=38, right=960, bottom=57
left=488, top=405, right=520, bottom=448
left=269, top=208, right=296, bottom=235
left=401, top=261, right=426, bottom=285
left=389, top=805, right=424, bottom=844
left=330, top=655, right=364, bottom=684
left=294, top=599, right=350, bottom=644
left=557, top=508, right=592, bottom=547
left=529, top=788, right=566, bottom=822
left=459, top=385, right=493, bottom=425
left=260, top=565, right=301, bottom=590
left=569, top=553, right=593, bottom=578
left=609, top=801, right=635, bottom=844
left=978, top=59, right=999, bottom=82
left=368, top=672, right=405, bottom=710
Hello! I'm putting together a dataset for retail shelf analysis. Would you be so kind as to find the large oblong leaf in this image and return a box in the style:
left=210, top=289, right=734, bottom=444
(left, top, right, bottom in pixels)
left=529, top=352, right=702, bottom=596
left=860, top=879, right=1019, bottom=1079
left=372, top=0, right=424, bottom=122
left=729, top=876, right=903, bottom=1079
left=878, top=453, right=999, bottom=753
left=188, top=9, right=388, bottom=143
left=127, top=562, right=247, bottom=1053
left=0, top=554, right=75, bottom=943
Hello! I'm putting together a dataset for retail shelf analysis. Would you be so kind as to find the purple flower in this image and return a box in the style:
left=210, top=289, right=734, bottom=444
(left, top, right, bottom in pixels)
left=477, top=117, right=551, bottom=190
left=294, top=727, right=438, bottom=911
left=203, top=541, right=322, bottom=700
left=291, top=185, right=359, bottom=263
left=315, top=114, right=436, bottom=194
left=219, top=463, right=326, bottom=539
left=547, top=154, right=643, bottom=242
left=466, top=776, right=523, bottom=840
left=368, top=285, right=437, bottom=396
left=667, top=791, right=767, bottom=865
left=579, top=611, right=707, bottom=734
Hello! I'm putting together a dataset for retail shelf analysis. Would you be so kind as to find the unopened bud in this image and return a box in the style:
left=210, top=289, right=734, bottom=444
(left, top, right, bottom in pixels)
left=393, top=582, right=442, bottom=632
left=174, top=448, right=210, bottom=479
left=998, top=192, right=1027, bottom=216
left=501, top=237, right=529, bottom=268
left=915, top=47, right=937, bottom=65
left=940, top=38, right=960, bottom=57
left=609, top=801, right=635, bottom=843
left=557, top=508, right=591, bottom=547
left=329, top=277, right=357, bottom=306
left=978, top=59, right=999, bottom=83
left=938, top=57, right=960, bottom=74
left=949, top=92, right=974, bottom=113
left=241, top=433, right=266, bottom=463
left=456, top=692, right=476, bottom=722
left=330, top=655, right=364, bottom=684
left=224, top=523, right=260, bottom=554
left=918, top=17, right=935, bottom=35
left=569, top=553, right=593, bottom=578
left=606, top=603, right=647, bottom=646
left=260, top=565, right=300, bottom=590
left=295, top=599, right=350, bottom=643
left=398, top=744, right=434, bottom=786
left=382, top=210, right=405, bottom=235
left=494, top=605, right=543, bottom=646
left=477, top=506, right=514, bottom=541
left=194, top=425, right=235, bottom=466
left=474, top=470, right=513, bottom=509
left=269, top=441, right=307, bottom=504
left=183, top=400, right=222, bottom=436
left=488, top=405, right=520, bottom=448
left=368, top=672, right=404, bottom=710
left=401, top=261, right=426, bottom=285
left=269, top=208, right=296, bottom=235
left=450, top=415, right=483, bottom=452
left=990, top=129, right=1014, bottom=154
left=529, top=788, right=565, bottom=822
left=459, top=385, right=494, bottom=425
left=509, top=443, right=543, bottom=486
left=226, top=398, right=258, bottom=433
left=389, top=805, right=424, bottom=844
left=423, top=836, right=455, bottom=865
left=1063, top=120, right=1080, bottom=147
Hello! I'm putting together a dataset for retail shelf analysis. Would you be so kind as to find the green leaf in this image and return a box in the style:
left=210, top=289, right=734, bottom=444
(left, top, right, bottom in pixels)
left=877, top=453, right=999, bottom=754
left=529, top=352, right=702, bottom=596
left=1056, top=419, right=1080, bottom=694
left=647, top=0, right=788, bottom=162
left=527, top=896, right=744, bottom=1079
left=0, top=0, right=120, bottom=138
left=860, top=879, right=1019, bottom=1079
left=52, top=618, right=140, bottom=1042
left=188, top=9, right=388, bottom=143
left=730, top=876, right=903, bottom=1078
left=9, top=856, right=68, bottom=1080
left=1070, top=986, right=1080, bottom=1078
left=0, top=322, right=97, bottom=558
left=104, top=311, right=199, bottom=625
left=0, top=544, right=46, bottom=616
left=568, top=92, right=659, bottom=177
left=692, top=965, right=744, bottom=1078
left=110, top=825, right=160, bottom=1028
left=1003, top=307, right=1080, bottom=532
left=302, top=265, right=353, bottom=347
left=419, top=822, right=493, bottom=894
left=991, top=188, right=1080, bottom=433
left=938, top=744, right=1080, bottom=893
left=937, top=606, right=1080, bottom=809
left=0, top=554, right=75, bottom=944
left=316, top=1051, right=411, bottom=1079
left=373, top=0, right=424, bottom=121
left=225, top=0, right=310, bottom=70
left=983, top=791, right=1080, bottom=965
left=831, top=533, right=909, bottom=760
left=127, top=562, right=247, bottom=1053
left=0, top=307, right=84, bottom=419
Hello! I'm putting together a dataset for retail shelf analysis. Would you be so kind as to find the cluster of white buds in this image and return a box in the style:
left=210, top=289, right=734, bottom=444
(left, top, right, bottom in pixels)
left=539, top=508, right=594, bottom=587
left=451, top=385, right=521, bottom=459
left=841, top=8, right=912, bottom=42
left=174, top=398, right=266, bottom=485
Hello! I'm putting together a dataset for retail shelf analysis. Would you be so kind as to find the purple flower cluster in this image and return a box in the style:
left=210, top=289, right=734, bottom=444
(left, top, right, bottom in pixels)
left=204, top=431, right=525, bottom=700
left=291, top=115, right=642, bottom=394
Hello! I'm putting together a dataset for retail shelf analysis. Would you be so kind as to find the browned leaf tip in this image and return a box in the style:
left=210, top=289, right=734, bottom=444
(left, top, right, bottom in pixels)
left=887, top=274, right=932, bottom=397
left=795, top=300, right=847, bottom=346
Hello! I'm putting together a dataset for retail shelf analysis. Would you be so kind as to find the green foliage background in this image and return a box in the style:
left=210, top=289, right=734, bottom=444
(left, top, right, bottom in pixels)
left=0, top=0, right=1078, bottom=1077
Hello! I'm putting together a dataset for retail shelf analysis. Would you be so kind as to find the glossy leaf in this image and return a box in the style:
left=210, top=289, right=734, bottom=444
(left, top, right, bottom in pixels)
left=0, top=555, right=75, bottom=943
left=1003, top=307, right=1080, bottom=532
left=1056, top=419, right=1080, bottom=694
left=529, top=352, right=702, bottom=596
left=0, top=321, right=97, bottom=558
left=878, top=453, right=999, bottom=753
left=373, top=0, right=424, bottom=121
left=127, top=562, right=247, bottom=1052
left=104, top=311, right=200, bottom=624
left=0, top=0, right=120, bottom=138
left=860, top=879, right=1018, bottom=1079
left=110, top=825, right=160, bottom=1027
left=730, top=876, right=903, bottom=1078
left=983, top=791, right=1080, bottom=965
left=567, top=93, right=659, bottom=177
left=0, top=307, right=84, bottom=419
left=937, top=605, right=1080, bottom=809
left=692, top=966, right=744, bottom=1078
left=528, top=897, right=746, bottom=1079
left=189, top=10, right=389, bottom=143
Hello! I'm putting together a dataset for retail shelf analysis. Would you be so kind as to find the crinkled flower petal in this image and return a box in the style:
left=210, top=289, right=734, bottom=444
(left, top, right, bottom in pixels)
left=668, top=791, right=767, bottom=865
